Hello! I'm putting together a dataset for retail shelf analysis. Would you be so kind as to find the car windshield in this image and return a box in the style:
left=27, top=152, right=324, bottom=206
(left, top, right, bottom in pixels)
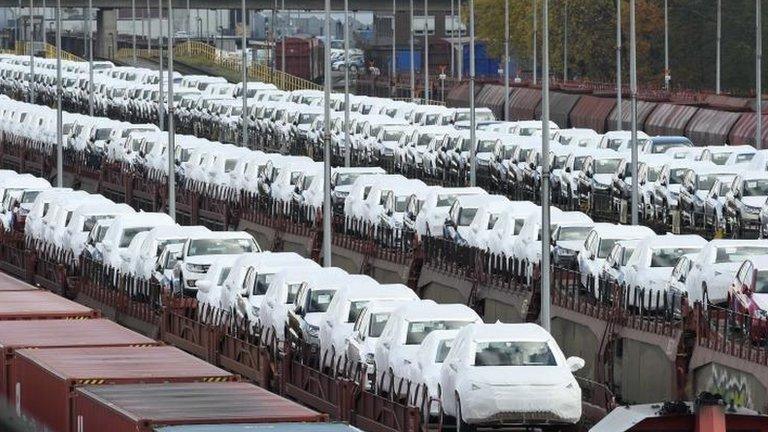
left=646, top=167, right=661, bottom=183
left=477, top=140, right=496, bottom=153
left=711, top=152, right=732, bottom=165
left=653, top=141, right=690, bottom=154
left=695, top=175, right=722, bottom=191
left=406, top=320, right=472, bottom=345
left=369, top=312, right=391, bottom=337
left=594, top=158, right=621, bottom=174
left=299, top=113, right=320, bottom=124
left=336, top=173, right=360, bottom=186
left=118, top=227, right=152, bottom=248
left=307, top=289, right=335, bottom=313
left=83, top=215, right=112, bottom=232
left=557, top=226, right=593, bottom=241
left=474, top=341, right=557, bottom=366
left=457, top=208, right=478, bottom=226
left=572, top=156, right=587, bottom=171
left=21, top=190, right=41, bottom=204
left=395, top=196, right=408, bottom=212
left=736, top=153, right=755, bottom=163
left=598, top=239, right=619, bottom=259
left=435, top=339, right=455, bottom=363
left=605, top=138, right=625, bottom=151
left=553, top=155, right=569, bottom=169
left=743, top=179, right=768, bottom=196
left=382, top=129, right=404, bottom=141
left=95, top=128, right=111, bottom=140
left=436, top=194, right=458, bottom=207
left=187, top=238, right=256, bottom=256
left=252, top=273, right=274, bottom=296
left=715, top=246, right=768, bottom=264
left=650, top=247, right=701, bottom=267
left=669, top=168, right=690, bottom=185
left=417, top=133, right=435, bottom=147
left=754, top=270, right=768, bottom=294
left=348, top=300, right=369, bottom=323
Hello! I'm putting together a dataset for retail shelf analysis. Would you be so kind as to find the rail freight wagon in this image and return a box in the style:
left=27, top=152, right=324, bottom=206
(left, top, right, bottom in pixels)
left=276, top=35, right=324, bottom=83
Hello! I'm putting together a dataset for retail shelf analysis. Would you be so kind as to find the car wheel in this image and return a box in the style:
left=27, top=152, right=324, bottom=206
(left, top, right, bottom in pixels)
left=456, top=395, right=474, bottom=432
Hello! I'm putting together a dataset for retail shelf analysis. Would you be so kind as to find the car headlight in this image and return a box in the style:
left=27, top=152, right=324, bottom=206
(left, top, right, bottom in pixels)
left=185, top=263, right=208, bottom=273
left=306, top=323, right=319, bottom=337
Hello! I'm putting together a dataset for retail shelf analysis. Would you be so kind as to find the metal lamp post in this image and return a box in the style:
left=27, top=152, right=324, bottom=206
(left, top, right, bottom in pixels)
left=410, top=0, right=415, bottom=101
left=158, top=0, right=164, bottom=130
left=615, top=0, right=621, bottom=129
left=132, top=0, right=137, bottom=64
left=630, top=0, right=638, bottom=225
left=716, top=0, right=721, bottom=94
left=469, top=0, right=476, bottom=186
left=29, top=0, right=34, bottom=104
left=344, top=0, right=351, bottom=167
left=241, top=0, right=248, bottom=148
left=424, top=0, right=429, bottom=103
left=757, top=0, right=762, bottom=148
left=540, top=0, right=551, bottom=332
left=504, top=0, right=509, bottom=120
left=167, top=0, right=176, bottom=220
left=323, top=0, right=332, bottom=267
left=55, top=0, right=61, bottom=187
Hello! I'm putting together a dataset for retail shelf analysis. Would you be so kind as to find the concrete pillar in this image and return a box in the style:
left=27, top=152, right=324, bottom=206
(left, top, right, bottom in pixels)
left=95, top=8, right=117, bottom=58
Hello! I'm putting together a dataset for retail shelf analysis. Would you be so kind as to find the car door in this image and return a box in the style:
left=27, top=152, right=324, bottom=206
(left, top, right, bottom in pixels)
left=731, top=262, right=753, bottom=312
left=346, top=309, right=368, bottom=364
left=287, top=284, right=308, bottom=341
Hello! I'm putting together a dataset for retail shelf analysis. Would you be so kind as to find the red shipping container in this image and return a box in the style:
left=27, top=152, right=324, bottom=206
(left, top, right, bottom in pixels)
left=0, top=291, right=97, bottom=320
left=0, top=272, right=36, bottom=291
left=0, top=319, right=158, bottom=400
left=276, top=35, right=324, bottom=82
left=12, top=346, right=235, bottom=432
left=73, top=382, right=328, bottom=431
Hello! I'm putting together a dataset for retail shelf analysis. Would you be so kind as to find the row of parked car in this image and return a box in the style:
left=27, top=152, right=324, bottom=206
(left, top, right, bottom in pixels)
left=6, top=54, right=768, bottom=241
left=0, top=162, right=586, bottom=429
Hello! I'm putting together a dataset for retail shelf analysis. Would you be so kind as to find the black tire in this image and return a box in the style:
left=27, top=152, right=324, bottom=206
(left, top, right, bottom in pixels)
left=456, top=395, right=474, bottom=432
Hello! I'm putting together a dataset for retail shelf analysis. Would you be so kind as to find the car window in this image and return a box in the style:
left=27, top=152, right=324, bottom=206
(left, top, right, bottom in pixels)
left=187, top=238, right=256, bottom=256
left=457, top=208, right=478, bottom=226
left=347, top=300, right=369, bottom=323
left=368, top=312, right=390, bottom=337
left=715, top=246, right=768, bottom=264
left=754, top=270, right=768, bottom=293
left=435, top=339, right=454, bottom=363
left=650, top=247, right=701, bottom=267
left=308, top=289, right=335, bottom=313
left=474, top=341, right=556, bottom=366
left=406, top=320, right=472, bottom=345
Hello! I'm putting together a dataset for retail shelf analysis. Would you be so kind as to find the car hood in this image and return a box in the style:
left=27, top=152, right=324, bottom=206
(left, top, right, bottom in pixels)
left=752, top=294, right=768, bottom=312
left=742, top=196, right=768, bottom=208
left=304, top=312, right=324, bottom=328
left=556, top=240, right=584, bottom=252
left=638, top=267, right=673, bottom=283
left=334, top=184, right=353, bottom=194
left=467, top=366, right=573, bottom=387
left=184, top=255, right=223, bottom=265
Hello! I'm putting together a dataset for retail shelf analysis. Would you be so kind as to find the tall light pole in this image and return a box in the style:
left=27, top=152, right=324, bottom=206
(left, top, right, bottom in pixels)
left=532, top=0, right=537, bottom=85
left=540, top=0, right=551, bottom=333
left=563, top=0, right=568, bottom=81
left=146, top=0, right=151, bottom=52
left=186, top=0, right=191, bottom=47
left=55, top=0, right=61, bottom=188
left=503, top=0, right=509, bottom=120
left=615, top=0, right=621, bottom=129
left=630, top=0, right=638, bottom=225
left=158, top=0, right=165, bottom=130
left=450, top=0, right=454, bottom=77
left=28, top=0, right=33, bottom=104
left=344, top=0, right=351, bottom=167
left=716, top=0, right=721, bottom=94
left=757, top=0, right=762, bottom=148
left=664, top=0, right=671, bottom=90
left=391, top=0, right=396, bottom=95
left=132, top=0, right=137, bottom=64
left=88, top=0, right=93, bottom=116
left=167, top=0, right=176, bottom=220
left=457, top=0, right=462, bottom=80
left=410, top=0, right=415, bottom=101
left=423, top=0, right=429, bottom=103
left=469, top=0, right=476, bottom=186
left=323, top=0, right=332, bottom=267
left=281, top=0, right=286, bottom=72
left=241, top=0, right=248, bottom=148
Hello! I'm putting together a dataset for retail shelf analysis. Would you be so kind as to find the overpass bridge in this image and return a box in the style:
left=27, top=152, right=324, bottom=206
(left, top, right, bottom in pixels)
left=0, top=0, right=453, bottom=10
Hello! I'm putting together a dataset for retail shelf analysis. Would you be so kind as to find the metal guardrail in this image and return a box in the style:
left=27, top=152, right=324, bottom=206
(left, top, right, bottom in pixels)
left=14, top=41, right=83, bottom=62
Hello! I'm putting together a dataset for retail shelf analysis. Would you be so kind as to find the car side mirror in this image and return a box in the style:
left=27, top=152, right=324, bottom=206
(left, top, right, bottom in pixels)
left=733, top=190, right=741, bottom=198
left=565, top=166, right=571, bottom=173
left=529, top=162, right=536, bottom=170
left=612, top=261, right=620, bottom=270
left=295, top=306, right=304, bottom=316
left=566, top=356, right=585, bottom=372
left=196, top=280, right=212, bottom=293
left=687, top=184, right=695, bottom=194
left=589, top=252, right=595, bottom=260
left=617, top=172, right=625, bottom=180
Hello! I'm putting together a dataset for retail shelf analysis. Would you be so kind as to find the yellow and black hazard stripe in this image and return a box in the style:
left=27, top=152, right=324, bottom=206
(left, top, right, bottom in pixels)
left=76, top=379, right=106, bottom=385
left=200, top=376, right=230, bottom=383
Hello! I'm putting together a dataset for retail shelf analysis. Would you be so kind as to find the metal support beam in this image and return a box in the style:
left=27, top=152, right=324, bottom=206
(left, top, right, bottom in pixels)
left=88, top=0, right=94, bottom=116
left=532, top=0, right=537, bottom=85
left=391, top=0, right=396, bottom=95
left=563, top=0, right=567, bottom=81
left=158, top=0, right=164, bottom=130
left=663, top=0, right=669, bottom=90
left=457, top=0, right=461, bottom=80
left=540, top=0, right=550, bottom=333
left=424, top=0, right=429, bottom=103
left=323, top=0, right=332, bottom=266
left=615, top=0, right=621, bottom=129
left=344, top=0, right=350, bottom=167
left=757, top=0, right=762, bottom=148
left=55, top=0, right=62, bottom=187
left=410, top=0, right=415, bottom=101
left=630, top=0, right=638, bottom=225
left=469, top=0, right=476, bottom=186
left=503, top=0, right=509, bottom=120
left=241, top=0, right=248, bottom=148
left=29, top=0, right=34, bottom=104
left=716, top=0, right=721, bottom=94
left=167, top=0, right=176, bottom=220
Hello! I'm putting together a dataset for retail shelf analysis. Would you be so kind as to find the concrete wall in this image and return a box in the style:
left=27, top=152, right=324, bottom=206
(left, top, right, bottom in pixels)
left=95, top=8, right=117, bottom=58
left=551, top=317, right=599, bottom=381
left=613, top=338, right=674, bottom=404
left=693, top=363, right=766, bottom=412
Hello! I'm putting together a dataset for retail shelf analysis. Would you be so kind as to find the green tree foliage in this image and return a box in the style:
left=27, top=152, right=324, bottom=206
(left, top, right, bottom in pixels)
left=474, top=0, right=767, bottom=94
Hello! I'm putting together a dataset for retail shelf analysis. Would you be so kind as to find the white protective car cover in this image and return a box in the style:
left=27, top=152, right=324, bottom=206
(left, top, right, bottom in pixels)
left=45, top=194, right=113, bottom=248
left=195, top=254, right=243, bottom=307
left=62, top=201, right=135, bottom=257
left=414, top=187, right=487, bottom=237
left=119, top=231, right=150, bottom=275
left=133, top=225, right=212, bottom=280
left=0, top=175, right=52, bottom=230
left=25, top=190, right=89, bottom=242
left=99, top=212, right=176, bottom=269
left=439, top=322, right=582, bottom=425
left=258, top=266, right=349, bottom=342
left=482, top=201, right=541, bottom=256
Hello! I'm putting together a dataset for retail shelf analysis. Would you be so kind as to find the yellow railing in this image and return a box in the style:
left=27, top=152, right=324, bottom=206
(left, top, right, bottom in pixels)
left=117, top=41, right=320, bottom=92
left=14, top=42, right=83, bottom=62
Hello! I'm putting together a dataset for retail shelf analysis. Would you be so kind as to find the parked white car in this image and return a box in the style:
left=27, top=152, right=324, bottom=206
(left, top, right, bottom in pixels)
left=511, top=211, right=593, bottom=277
left=439, top=323, right=584, bottom=427
left=622, top=234, right=708, bottom=307
left=576, top=223, right=655, bottom=289
left=99, top=212, right=176, bottom=269
left=320, top=282, right=418, bottom=371
left=133, top=225, right=211, bottom=280
left=374, top=301, right=481, bottom=395
left=412, top=187, right=487, bottom=237
left=406, top=329, right=460, bottom=419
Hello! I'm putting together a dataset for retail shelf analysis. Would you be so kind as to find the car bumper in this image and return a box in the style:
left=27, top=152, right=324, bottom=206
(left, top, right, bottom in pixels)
left=462, top=387, right=581, bottom=425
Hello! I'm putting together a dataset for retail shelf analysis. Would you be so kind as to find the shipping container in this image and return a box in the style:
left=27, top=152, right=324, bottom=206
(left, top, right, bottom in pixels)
left=446, top=82, right=477, bottom=108
left=507, top=87, right=541, bottom=121
left=728, top=113, right=768, bottom=148
left=704, top=94, right=754, bottom=112
left=0, top=319, right=158, bottom=399
left=73, top=382, right=327, bottom=432
left=275, top=35, right=324, bottom=82
left=0, top=291, right=97, bottom=321
left=395, top=48, right=423, bottom=73
left=475, top=84, right=510, bottom=120
left=0, top=272, right=36, bottom=291
left=536, top=91, right=583, bottom=128
left=644, top=103, right=699, bottom=137
left=155, top=423, right=361, bottom=432
left=459, top=40, right=504, bottom=78
left=606, top=99, right=658, bottom=131
left=685, top=108, right=742, bottom=147
left=569, top=95, right=617, bottom=133
left=13, top=346, right=235, bottom=432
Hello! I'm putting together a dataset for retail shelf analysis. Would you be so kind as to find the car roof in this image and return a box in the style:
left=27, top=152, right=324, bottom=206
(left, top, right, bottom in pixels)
left=638, top=234, right=707, bottom=249
left=394, top=301, right=479, bottom=321
left=746, top=255, right=768, bottom=269
left=589, top=223, right=654, bottom=238
left=739, top=170, right=768, bottom=180
left=464, top=322, right=553, bottom=342
left=455, top=194, right=508, bottom=207
left=186, top=231, right=253, bottom=240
